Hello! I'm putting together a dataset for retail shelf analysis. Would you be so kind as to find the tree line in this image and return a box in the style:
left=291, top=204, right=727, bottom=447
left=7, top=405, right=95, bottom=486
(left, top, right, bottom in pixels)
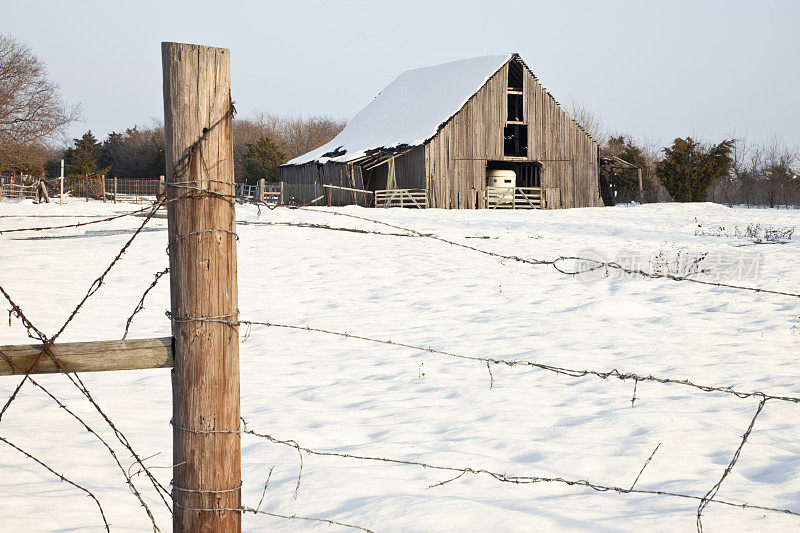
left=568, top=101, right=800, bottom=206
left=44, top=115, right=345, bottom=184
left=2, top=32, right=798, bottom=206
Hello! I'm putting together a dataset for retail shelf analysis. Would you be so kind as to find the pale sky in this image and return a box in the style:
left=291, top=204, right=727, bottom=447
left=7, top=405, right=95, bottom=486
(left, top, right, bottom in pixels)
left=6, top=0, right=800, bottom=149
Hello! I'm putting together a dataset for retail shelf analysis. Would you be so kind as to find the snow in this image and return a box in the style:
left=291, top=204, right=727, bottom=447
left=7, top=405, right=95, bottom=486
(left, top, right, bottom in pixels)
left=285, top=55, right=512, bottom=165
left=1, top=198, right=799, bottom=532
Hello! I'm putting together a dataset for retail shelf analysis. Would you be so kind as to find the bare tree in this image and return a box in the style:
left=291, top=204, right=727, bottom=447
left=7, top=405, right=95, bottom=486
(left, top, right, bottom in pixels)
left=709, top=136, right=800, bottom=206
left=232, top=113, right=345, bottom=181
left=0, top=34, right=79, bottom=172
left=565, top=98, right=607, bottom=146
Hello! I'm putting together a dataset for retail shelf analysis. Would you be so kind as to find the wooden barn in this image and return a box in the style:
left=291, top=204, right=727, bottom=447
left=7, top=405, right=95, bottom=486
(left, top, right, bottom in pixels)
left=280, top=54, right=602, bottom=209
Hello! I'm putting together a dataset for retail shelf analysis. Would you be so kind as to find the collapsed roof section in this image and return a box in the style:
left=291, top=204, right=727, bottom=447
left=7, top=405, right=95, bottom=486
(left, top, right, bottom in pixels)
left=284, top=54, right=513, bottom=166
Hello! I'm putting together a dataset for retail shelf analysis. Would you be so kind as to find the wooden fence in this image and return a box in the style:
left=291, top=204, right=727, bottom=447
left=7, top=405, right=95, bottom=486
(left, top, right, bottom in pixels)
left=0, top=177, right=38, bottom=200
left=485, top=187, right=542, bottom=209
left=375, top=189, right=429, bottom=208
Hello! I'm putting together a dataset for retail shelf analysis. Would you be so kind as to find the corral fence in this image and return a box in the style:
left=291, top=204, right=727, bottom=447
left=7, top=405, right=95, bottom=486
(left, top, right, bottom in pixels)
left=235, top=181, right=282, bottom=204
left=375, top=188, right=428, bottom=208
left=108, top=177, right=161, bottom=204
left=485, top=186, right=542, bottom=209
left=0, top=175, right=40, bottom=200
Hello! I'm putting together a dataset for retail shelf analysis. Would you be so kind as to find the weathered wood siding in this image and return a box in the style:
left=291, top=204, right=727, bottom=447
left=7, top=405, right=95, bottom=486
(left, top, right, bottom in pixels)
left=280, top=162, right=364, bottom=205
left=424, top=59, right=600, bottom=209
left=425, top=63, right=507, bottom=209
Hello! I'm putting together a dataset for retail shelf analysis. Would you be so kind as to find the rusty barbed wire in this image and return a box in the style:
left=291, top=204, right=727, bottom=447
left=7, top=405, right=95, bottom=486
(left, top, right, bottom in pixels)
left=282, top=206, right=800, bottom=299
left=122, top=267, right=170, bottom=340
left=0, top=349, right=162, bottom=529
left=0, top=203, right=163, bottom=235
left=239, top=418, right=799, bottom=523
left=696, top=397, right=768, bottom=532
left=0, top=434, right=110, bottom=531
left=233, top=320, right=800, bottom=405
left=0, top=197, right=173, bottom=530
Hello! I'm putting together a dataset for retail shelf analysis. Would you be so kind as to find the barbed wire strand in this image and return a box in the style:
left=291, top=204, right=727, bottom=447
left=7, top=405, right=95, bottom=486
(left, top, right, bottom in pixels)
left=239, top=418, right=799, bottom=521
left=122, top=267, right=170, bottom=340
left=284, top=207, right=800, bottom=299
left=0, top=349, right=161, bottom=530
left=235, top=320, right=800, bottom=405
left=0, top=197, right=174, bottom=528
left=630, top=443, right=661, bottom=491
left=696, top=397, right=768, bottom=533
left=0, top=434, right=109, bottom=531
left=0, top=203, right=162, bottom=235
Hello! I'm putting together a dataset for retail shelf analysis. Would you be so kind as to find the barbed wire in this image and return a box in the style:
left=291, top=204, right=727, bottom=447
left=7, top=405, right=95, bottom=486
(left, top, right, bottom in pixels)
left=122, top=267, right=170, bottom=340
left=0, top=203, right=162, bottom=235
left=697, top=397, right=768, bottom=532
left=0, top=197, right=172, bottom=531
left=0, top=349, right=162, bottom=528
left=0, top=434, right=109, bottom=531
left=238, top=418, right=799, bottom=525
left=233, top=320, right=800, bottom=405
left=284, top=206, right=800, bottom=299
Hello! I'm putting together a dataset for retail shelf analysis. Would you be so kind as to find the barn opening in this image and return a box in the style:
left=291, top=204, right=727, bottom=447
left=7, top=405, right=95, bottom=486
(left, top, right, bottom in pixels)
left=503, top=124, right=528, bottom=156
left=486, top=160, right=541, bottom=187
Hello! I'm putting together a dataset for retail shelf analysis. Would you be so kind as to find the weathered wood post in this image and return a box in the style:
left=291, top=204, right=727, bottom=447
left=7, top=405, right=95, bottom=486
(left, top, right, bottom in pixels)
left=113, top=177, right=118, bottom=203
left=101, top=175, right=107, bottom=203
left=258, top=178, right=265, bottom=203
left=59, top=159, right=64, bottom=205
left=280, top=181, right=284, bottom=204
left=162, top=42, right=241, bottom=533
left=159, top=175, right=165, bottom=197
left=637, top=168, right=644, bottom=204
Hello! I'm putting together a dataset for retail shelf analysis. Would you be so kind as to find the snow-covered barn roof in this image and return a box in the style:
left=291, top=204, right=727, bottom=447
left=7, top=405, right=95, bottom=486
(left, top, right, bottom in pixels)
left=284, top=54, right=513, bottom=166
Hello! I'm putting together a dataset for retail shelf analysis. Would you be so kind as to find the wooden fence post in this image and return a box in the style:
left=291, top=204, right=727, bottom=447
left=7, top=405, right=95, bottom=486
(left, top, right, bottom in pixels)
left=59, top=159, right=64, bottom=205
left=113, top=177, right=118, bottom=204
left=637, top=168, right=644, bottom=204
left=159, top=175, right=165, bottom=197
left=101, top=175, right=106, bottom=203
left=162, top=41, right=241, bottom=533
left=280, top=181, right=284, bottom=204
left=259, top=178, right=265, bottom=203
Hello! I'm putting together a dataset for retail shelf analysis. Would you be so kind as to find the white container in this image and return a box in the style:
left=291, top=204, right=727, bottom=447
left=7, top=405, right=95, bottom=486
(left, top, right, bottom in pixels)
left=486, top=169, right=516, bottom=187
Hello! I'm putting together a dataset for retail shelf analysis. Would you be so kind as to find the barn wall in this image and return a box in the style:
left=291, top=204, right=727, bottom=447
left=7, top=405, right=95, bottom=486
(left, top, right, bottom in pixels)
left=425, top=64, right=507, bottom=209
left=279, top=162, right=365, bottom=205
left=424, top=59, right=601, bottom=209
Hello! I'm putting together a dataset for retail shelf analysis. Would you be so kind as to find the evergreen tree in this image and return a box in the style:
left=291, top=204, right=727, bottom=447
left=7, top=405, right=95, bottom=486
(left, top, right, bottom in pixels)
left=242, top=135, right=285, bottom=185
left=601, top=136, right=646, bottom=196
left=64, top=131, right=102, bottom=177
left=657, top=137, right=733, bottom=202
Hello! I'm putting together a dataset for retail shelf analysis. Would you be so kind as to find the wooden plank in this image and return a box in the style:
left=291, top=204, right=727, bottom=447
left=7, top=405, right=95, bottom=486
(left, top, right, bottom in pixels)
left=0, top=338, right=173, bottom=376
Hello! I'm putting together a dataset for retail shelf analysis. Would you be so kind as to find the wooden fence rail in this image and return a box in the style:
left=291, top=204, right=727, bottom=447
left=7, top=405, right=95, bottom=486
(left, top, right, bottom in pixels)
left=0, top=338, right=173, bottom=376
left=485, top=186, right=542, bottom=209
left=375, top=189, right=428, bottom=208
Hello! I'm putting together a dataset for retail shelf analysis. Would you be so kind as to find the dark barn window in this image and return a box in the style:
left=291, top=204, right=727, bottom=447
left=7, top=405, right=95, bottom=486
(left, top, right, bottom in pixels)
left=504, top=124, right=528, bottom=157
left=508, top=60, right=523, bottom=91
left=507, top=92, right=523, bottom=122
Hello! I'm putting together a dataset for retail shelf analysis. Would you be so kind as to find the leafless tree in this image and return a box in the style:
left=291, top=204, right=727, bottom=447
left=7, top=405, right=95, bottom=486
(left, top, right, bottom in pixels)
left=0, top=34, right=79, bottom=173
left=708, top=136, right=800, bottom=206
left=565, top=98, right=607, bottom=146
left=232, top=113, right=345, bottom=181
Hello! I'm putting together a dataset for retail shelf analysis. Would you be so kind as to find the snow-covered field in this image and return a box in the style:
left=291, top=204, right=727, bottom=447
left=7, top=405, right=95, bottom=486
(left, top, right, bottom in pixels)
left=1, top=198, right=798, bottom=532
